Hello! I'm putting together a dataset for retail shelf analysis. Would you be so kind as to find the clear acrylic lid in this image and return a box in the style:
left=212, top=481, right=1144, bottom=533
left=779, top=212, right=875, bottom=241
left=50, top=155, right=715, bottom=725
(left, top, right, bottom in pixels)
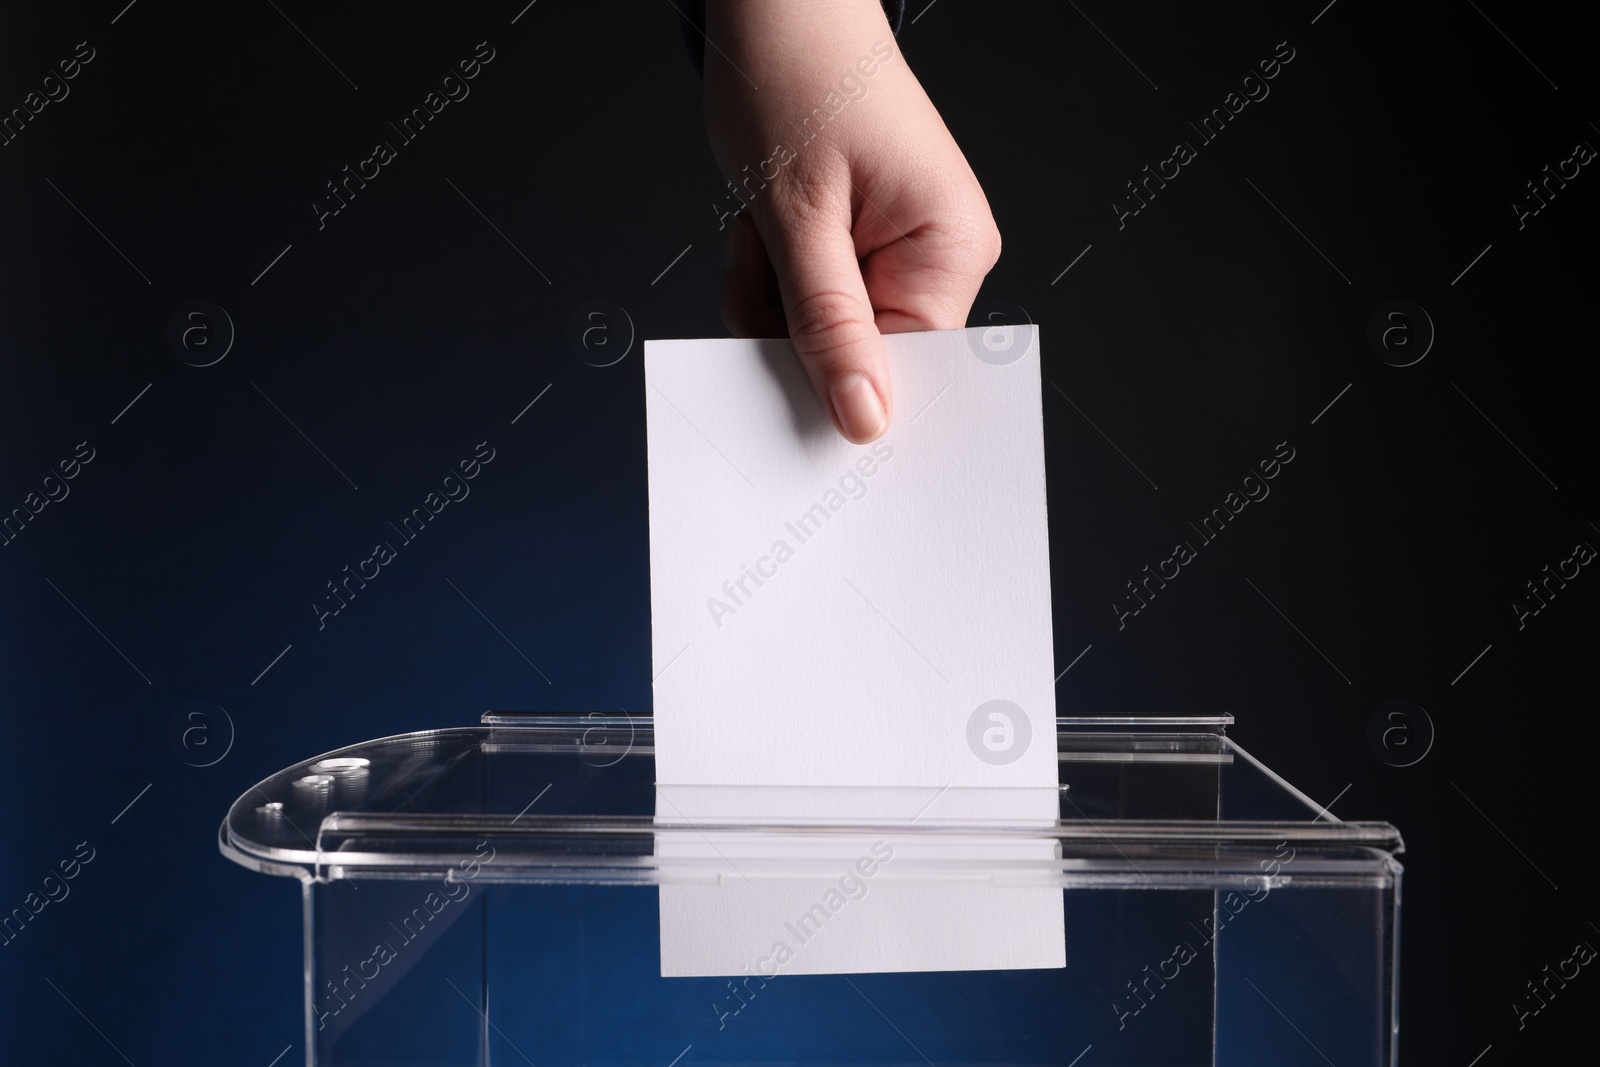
left=219, top=714, right=1402, bottom=888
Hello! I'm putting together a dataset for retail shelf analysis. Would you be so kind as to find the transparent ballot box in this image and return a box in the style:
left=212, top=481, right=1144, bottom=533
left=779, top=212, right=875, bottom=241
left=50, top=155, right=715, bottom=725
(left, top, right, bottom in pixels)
left=219, top=715, right=1403, bottom=1066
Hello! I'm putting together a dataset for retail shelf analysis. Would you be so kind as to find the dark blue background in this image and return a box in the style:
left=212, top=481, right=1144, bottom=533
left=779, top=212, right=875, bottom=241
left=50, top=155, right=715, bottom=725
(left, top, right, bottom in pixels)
left=1, top=1, right=1594, bottom=1062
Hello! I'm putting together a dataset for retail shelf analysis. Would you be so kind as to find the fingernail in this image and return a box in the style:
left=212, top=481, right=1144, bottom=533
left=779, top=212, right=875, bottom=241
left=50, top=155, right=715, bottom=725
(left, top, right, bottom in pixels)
left=726, top=212, right=748, bottom=269
left=830, top=373, right=887, bottom=442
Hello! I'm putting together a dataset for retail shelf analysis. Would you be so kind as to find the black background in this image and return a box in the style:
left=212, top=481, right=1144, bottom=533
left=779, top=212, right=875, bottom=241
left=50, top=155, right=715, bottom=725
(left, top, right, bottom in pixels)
left=1, top=1, right=1594, bottom=1062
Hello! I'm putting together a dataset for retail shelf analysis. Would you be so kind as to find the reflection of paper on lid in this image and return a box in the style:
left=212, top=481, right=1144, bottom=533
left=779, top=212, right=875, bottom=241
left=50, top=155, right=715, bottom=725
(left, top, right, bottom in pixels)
left=644, top=326, right=1063, bottom=976
left=656, top=784, right=1064, bottom=977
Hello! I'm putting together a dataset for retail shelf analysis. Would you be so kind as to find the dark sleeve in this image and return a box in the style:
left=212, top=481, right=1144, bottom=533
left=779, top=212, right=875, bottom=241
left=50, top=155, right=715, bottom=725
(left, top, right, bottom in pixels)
left=678, top=1, right=908, bottom=77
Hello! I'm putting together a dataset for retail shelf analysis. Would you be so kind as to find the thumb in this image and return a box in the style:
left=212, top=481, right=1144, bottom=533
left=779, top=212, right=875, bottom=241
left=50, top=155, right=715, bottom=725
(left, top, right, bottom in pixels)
left=761, top=217, right=892, bottom=444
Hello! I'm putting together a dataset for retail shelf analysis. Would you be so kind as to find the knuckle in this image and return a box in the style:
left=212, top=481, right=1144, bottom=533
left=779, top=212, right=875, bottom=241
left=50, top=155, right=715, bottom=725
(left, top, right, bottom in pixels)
left=951, top=198, right=1003, bottom=274
left=767, top=150, right=850, bottom=216
left=976, top=217, right=1003, bottom=272
left=786, top=290, right=872, bottom=364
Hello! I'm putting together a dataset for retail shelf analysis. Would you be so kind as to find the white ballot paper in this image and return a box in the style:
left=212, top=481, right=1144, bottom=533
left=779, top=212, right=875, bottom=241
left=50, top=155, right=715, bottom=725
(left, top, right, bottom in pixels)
left=645, top=324, right=1064, bottom=977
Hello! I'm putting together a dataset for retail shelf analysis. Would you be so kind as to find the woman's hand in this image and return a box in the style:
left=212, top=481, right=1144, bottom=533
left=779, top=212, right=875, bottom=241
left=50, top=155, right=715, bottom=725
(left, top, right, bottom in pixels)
left=703, top=0, right=1001, bottom=443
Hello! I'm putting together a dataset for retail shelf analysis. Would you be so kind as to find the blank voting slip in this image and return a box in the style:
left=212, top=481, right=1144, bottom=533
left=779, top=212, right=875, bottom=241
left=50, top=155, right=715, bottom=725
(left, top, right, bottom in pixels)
left=644, top=325, right=1064, bottom=977
left=645, top=325, right=1057, bottom=793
